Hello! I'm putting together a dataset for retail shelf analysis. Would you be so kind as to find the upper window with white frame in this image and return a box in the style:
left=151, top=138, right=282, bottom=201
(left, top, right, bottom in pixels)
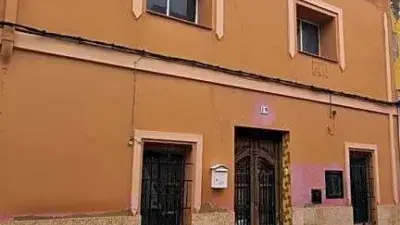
left=147, top=0, right=197, bottom=23
left=296, top=2, right=338, bottom=61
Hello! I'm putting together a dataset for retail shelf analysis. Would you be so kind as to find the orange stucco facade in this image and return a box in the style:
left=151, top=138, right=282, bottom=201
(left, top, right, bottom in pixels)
left=1, top=0, right=400, bottom=224
left=0, top=48, right=396, bottom=212
left=17, top=0, right=394, bottom=100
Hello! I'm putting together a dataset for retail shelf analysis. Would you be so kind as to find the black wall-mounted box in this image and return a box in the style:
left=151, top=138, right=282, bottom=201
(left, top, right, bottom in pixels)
left=311, top=189, right=322, bottom=204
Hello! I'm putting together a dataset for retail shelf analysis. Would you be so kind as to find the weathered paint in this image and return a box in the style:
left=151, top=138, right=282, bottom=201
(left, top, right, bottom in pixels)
left=17, top=0, right=391, bottom=101
left=0, top=50, right=395, bottom=215
left=291, top=164, right=346, bottom=206
left=0, top=0, right=398, bottom=223
left=13, top=31, right=397, bottom=115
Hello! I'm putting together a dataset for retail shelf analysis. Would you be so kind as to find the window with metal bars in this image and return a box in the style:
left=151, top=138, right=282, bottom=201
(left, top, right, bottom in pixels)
left=325, top=170, right=343, bottom=199
left=147, top=0, right=197, bottom=23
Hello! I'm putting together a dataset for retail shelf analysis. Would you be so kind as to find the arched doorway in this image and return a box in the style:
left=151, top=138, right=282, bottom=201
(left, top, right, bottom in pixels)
left=234, top=128, right=282, bottom=225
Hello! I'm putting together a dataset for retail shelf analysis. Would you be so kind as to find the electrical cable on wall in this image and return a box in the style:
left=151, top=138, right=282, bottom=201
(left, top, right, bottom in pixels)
left=128, top=56, right=143, bottom=147
left=2, top=21, right=399, bottom=107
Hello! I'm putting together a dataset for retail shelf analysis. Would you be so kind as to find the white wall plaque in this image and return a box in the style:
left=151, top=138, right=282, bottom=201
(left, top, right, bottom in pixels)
left=260, top=105, right=269, bottom=115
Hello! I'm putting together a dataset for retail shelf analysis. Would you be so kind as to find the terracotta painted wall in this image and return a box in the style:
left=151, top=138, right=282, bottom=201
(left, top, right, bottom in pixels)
left=0, top=50, right=394, bottom=216
left=0, top=50, right=135, bottom=215
left=16, top=0, right=390, bottom=101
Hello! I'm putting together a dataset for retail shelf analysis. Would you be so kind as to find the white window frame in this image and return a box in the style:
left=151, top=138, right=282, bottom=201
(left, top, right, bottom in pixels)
left=288, top=0, right=345, bottom=70
left=130, top=130, right=203, bottom=215
left=160, top=0, right=199, bottom=23
left=298, top=19, right=321, bottom=56
left=344, top=142, right=380, bottom=205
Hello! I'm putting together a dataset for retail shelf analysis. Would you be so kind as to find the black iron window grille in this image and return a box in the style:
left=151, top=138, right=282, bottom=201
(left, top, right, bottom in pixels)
left=235, top=156, right=251, bottom=225
left=325, top=170, right=344, bottom=199
left=141, top=143, right=193, bottom=225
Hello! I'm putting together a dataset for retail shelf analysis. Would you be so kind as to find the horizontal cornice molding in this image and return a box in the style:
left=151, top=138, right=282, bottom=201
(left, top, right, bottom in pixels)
left=2, top=24, right=396, bottom=116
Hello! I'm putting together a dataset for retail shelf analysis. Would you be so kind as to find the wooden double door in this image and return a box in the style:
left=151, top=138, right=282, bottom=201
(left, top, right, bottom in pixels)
left=235, top=135, right=281, bottom=225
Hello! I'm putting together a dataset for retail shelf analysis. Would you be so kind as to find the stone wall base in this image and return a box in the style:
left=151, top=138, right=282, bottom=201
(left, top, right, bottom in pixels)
left=0, top=212, right=234, bottom=225
left=377, top=204, right=400, bottom=225
left=192, top=212, right=234, bottom=225
left=0, top=215, right=141, bottom=225
left=3, top=207, right=400, bottom=225
left=292, top=206, right=353, bottom=225
left=293, top=204, right=400, bottom=225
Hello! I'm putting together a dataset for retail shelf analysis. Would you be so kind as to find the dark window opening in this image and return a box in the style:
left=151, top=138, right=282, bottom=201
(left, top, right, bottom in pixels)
left=311, top=189, right=322, bottom=204
left=391, top=0, right=400, bottom=19
left=296, top=3, right=338, bottom=61
left=325, top=170, right=344, bottom=199
left=297, top=19, right=320, bottom=55
left=147, top=0, right=197, bottom=23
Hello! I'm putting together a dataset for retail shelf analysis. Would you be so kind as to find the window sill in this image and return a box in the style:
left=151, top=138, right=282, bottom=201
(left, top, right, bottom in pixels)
left=147, top=10, right=212, bottom=31
left=298, top=50, right=338, bottom=64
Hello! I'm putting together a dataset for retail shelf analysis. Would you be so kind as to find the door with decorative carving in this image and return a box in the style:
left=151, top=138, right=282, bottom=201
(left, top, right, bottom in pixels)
left=235, top=131, right=281, bottom=225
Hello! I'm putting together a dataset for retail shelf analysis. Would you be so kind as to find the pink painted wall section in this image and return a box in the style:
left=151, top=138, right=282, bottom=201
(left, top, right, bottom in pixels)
left=0, top=215, right=13, bottom=222
left=291, top=163, right=348, bottom=206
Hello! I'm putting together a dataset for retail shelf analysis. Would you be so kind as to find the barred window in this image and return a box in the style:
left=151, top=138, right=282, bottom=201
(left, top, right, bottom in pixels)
left=325, top=170, right=344, bottom=199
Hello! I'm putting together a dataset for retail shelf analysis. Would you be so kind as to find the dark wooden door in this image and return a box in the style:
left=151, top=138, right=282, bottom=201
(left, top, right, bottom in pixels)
left=350, top=153, right=371, bottom=224
left=258, top=159, right=276, bottom=225
left=140, top=143, right=191, bottom=225
left=235, top=156, right=252, bottom=225
left=235, top=137, right=279, bottom=225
